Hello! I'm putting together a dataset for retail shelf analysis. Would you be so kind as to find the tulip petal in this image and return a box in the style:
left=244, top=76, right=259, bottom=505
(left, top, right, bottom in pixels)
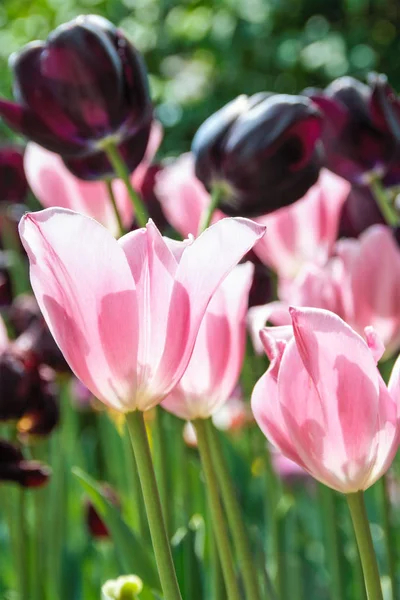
left=162, top=262, right=254, bottom=420
left=251, top=333, right=306, bottom=467
left=119, top=221, right=179, bottom=407
left=19, top=208, right=139, bottom=411
left=254, top=169, right=349, bottom=279
left=153, top=218, right=266, bottom=399
left=284, top=307, right=380, bottom=490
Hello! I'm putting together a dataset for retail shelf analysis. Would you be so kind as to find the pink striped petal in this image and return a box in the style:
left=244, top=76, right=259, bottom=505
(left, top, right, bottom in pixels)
left=19, top=209, right=139, bottom=411
left=162, top=262, right=254, bottom=420
left=152, top=218, right=266, bottom=399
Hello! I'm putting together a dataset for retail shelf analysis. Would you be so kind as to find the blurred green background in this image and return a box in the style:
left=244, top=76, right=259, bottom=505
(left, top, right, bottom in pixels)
left=0, top=0, right=399, bottom=154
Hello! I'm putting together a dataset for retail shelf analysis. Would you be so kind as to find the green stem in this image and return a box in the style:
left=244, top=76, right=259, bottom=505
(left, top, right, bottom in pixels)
left=198, top=187, right=221, bottom=234
left=194, top=419, right=241, bottom=600
left=346, top=491, right=383, bottom=600
left=380, top=476, right=397, bottom=600
left=126, top=411, right=182, bottom=600
left=318, top=485, right=344, bottom=600
left=105, top=179, right=125, bottom=237
left=103, top=142, right=149, bottom=228
left=370, top=177, right=398, bottom=227
left=153, top=408, right=172, bottom=537
left=205, top=419, right=266, bottom=600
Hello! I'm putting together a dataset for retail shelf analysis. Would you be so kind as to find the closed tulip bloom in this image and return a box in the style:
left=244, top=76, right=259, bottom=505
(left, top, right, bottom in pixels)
left=252, top=307, right=399, bottom=493
left=254, top=169, right=350, bottom=282
left=162, top=263, right=253, bottom=420
left=19, top=209, right=265, bottom=412
left=0, top=15, right=152, bottom=179
left=306, top=75, right=399, bottom=184
left=192, top=93, right=323, bottom=217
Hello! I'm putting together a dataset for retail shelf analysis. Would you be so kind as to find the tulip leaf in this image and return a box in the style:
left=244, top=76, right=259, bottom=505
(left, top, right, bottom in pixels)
left=72, top=467, right=161, bottom=593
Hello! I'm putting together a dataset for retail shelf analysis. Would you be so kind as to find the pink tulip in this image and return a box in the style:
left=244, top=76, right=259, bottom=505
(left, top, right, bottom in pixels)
left=249, top=225, right=400, bottom=358
left=19, top=209, right=265, bottom=412
left=155, top=153, right=223, bottom=237
left=253, top=169, right=350, bottom=283
left=251, top=307, right=399, bottom=493
left=161, top=263, right=253, bottom=420
left=24, top=122, right=163, bottom=237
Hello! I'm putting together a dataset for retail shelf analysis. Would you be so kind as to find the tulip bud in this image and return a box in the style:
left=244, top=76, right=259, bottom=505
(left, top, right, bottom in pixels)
left=192, top=93, right=322, bottom=217
left=0, top=146, right=29, bottom=205
left=305, top=74, right=399, bottom=184
left=102, top=575, right=143, bottom=600
left=0, top=15, right=153, bottom=180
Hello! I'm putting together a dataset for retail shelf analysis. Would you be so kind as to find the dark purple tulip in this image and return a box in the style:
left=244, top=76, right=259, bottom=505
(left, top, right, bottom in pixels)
left=0, top=146, right=28, bottom=204
left=0, top=15, right=152, bottom=179
left=338, top=184, right=385, bottom=238
left=192, top=93, right=323, bottom=217
left=0, top=440, right=50, bottom=487
left=305, top=75, right=399, bottom=184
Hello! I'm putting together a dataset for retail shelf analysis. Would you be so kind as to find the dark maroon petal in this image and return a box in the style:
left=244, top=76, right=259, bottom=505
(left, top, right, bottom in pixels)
left=324, top=76, right=371, bottom=115
left=64, top=120, right=151, bottom=180
left=40, top=17, right=126, bottom=137
left=192, top=95, right=252, bottom=183
left=305, top=76, right=398, bottom=183
left=338, top=184, right=385, bottom=238
left=0, top=99, right=86, bottom=155
left=114, top=30, right=152, bottom=134
left=0, top=439, right=24, bottom=463
left=11, top=43, right=89, bottom=151
left=0, top=146, right=28, bottom=204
